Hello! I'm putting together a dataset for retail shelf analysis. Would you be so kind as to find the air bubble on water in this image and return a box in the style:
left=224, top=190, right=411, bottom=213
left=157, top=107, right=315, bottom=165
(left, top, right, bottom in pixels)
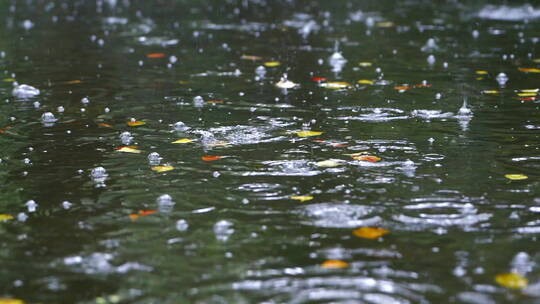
left=472, top=30, right=480, bottom=39
left=511, top=252, right=532, bottom=275
left=17, top=212, right=28, bottom=222
left=255, top=65, right=266, bottom=78
left=176, top=219, right=189, bottom=231
left=443, top=62, right=449, bottom=68
left=91, top=167, right=108, bottom=187
left=23, top=158, right=31, bottom=164
left=157, top=194, right=175, bottom=212
left=496, top=72, right=508, bottom=86
left=25, top=200, right=37, bottom=213
left=169, top=55, right=177, bottom=64
left=138, top=60, right=143, bottom=66
left=57, top=106, right=65, bottom=112
left=193, top=95, right=204, bottom=107
left=120, top=132, right=133, bottom=145
left=12, top=84, right=40, bottom=98
left=62, top=201, right=72, bottom=209
left=81, top=97, right=90, bottom=104
left=147, top=152, right=161, bottom=165
left=41, top=112, right=58, bottom=124
left=80, top=108, right=86, bottom=113
left=33, top=101, right=40, bottom=108
left=427, top=55, right=436, bottom=65
left=421, top=38, right=438, bottom=52
left=104, top=107, right=110, bottom=113
left=214, top=220, right=234, bottom=242
left=22, top=20, right=34, bottom=30
left=173, top=121, right=189, bottom=132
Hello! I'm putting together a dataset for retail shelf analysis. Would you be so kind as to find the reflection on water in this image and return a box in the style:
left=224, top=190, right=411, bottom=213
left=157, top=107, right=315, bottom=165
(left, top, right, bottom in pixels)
left=0, top=0, right=540, bottom=303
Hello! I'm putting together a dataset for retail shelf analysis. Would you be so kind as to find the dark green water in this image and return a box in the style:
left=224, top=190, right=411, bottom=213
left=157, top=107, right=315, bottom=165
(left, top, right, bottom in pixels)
left=1, top=0, right=540, bottom=303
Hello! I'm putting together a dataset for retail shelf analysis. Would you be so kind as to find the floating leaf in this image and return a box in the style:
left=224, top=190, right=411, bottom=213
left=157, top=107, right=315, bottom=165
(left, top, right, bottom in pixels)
left=172, top=138, right=195, bottom=144
left=495, top=272, right=528, bottom=289
left=357, top=79, right=374, bottom=85
left=520, top=96, right=536, bottom=101
left=64, top=80, right=82, bottom=84
left=475, top=70, right=488, bottom=75
left=0, top=214, right=14, bottom=222
left=97, top=122, right=113, bottom=128
left=413, top=83, right=432, bottom=88
left=315, top=160, right=343, bottom=168
left=291, top=195, right=314, bottom=202
left=178, top=80, right=189, bottom=85
left=151, top=165, right=175, bottom=173
left=129, top=209, right=158, bottom=221
left=376, top=21, right=394, bottom=28
left=127, top=121, right=146, bottom=127
left=311, top=76, right=327, bottom=83
left=0, top=126, right=13, bottom=134
left=319, top=81, right=351, bottom=89
left=519, top=67, right=540, bottom=73
left=482, top=90, right=500, bottom=94
left=115, top=146, right=142, bottom=154
left=202, top=155, right=223, bottom=162
left=520, top=89, right=539, bottom=93
left=241, top=55, right=262, bottom=61
left=358, top=62, right=372, bottom=67
left=321, top=260, right=349, bottom=269
left=394, top=85, right=410, bottom=91
left=2, top=78, right=16, bottom=82
left=0, top=299, right=25, bottom=304
left=352, top=155, right=381, bottom=162
left=353, top=227, right=389, bottom=239
left=207, top=99, right=224, bottom=104
left=146, top=52, right=166, bottom=58
left=505, top=174, right=528, bottom=180
left=264, top=61, right=281, bottom=67
left=518, top=92, right=537, bottom=97
left=296, top=130, right=323, bottom=137
left=534, top=59, right=540, bottom=63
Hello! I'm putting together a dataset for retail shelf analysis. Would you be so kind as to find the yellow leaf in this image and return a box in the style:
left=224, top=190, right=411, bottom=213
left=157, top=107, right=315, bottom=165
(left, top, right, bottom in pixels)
left=172, top=138, right=194, bottom=144
left=2, top=78, right=16, bottom=82
left=296, top=131, right=323, bottom=137
left=495, top=272, right=528, bottom=289
left=481, top=90, right=500, bottom=94
left=353, top=227, right=389, bottom=239
left=291, top=195, right=313, bottom=202
left=241, top=55, right=262, bottom=61
left=358, top=62, right=372, bottom=67
left=151, top=165, right=175, bottom=173
left=505, top=174, right=528, bottom=180
left=319, top=81, right=352, bottom=89
left=127, top=121, right=146, bottom=127
left=475, top=70, right=488, bottom=75
left=315, top=160, right=343, bottom=168
left=476, top=77, right=484, bottom=80
left=0, top=214, right=14, bottom=222
left=178, top=80, right=189, bottom=85
left=264, top=61, right=281, bottom=67
left=116, top=146, right=142, bottom=154
left=518, top=92, right=537, bottom=97
left=520, top=89, right=539, bottom=93
left=321, top=260, right=349, bottom=269
left=352, top=155, right=381, bottom=162
left=376, top=21, right=394, bottom=28
left=0, top=299, right=25, bottom=304
left=357, top=79, right=374, bottom=85
left=519, top=67, right=540, bottom=73
left=534, top=59, right=540, bottom=63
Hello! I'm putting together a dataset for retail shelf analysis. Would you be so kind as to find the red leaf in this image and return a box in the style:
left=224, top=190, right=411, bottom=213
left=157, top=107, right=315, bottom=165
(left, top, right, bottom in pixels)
left=146, top=53, right=166, bottom=58
left=311, top=77, right=327, bottom=83
left=202, top=155, right=223, bottom=162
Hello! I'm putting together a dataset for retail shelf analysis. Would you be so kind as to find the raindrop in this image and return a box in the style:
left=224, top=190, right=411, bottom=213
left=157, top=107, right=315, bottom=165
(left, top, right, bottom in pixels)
left=255, top=65, right=266, bottom=78
left=176, top=219, right=189, bottom=231
left=17, top=212, right=28, bottom=222
left=458, top=101, right=472, bottom=116
left=157, top=194, right=175, bottom=212
left=147, top=152, right=161, bottom=165
left=193, top=95, right=204, bottom=107
left=81, top=97, right=90, bottom=104
left=57, top=106, right=65, bottom=112
left=12, top=84, right=40, bottom=98
left=496, top=72, right=508, bottom=86
left=25, top=200, right=37, bottom=213
left=173, top=121, right=189, bottom=132
left=41, top=112, right=58, bottom=124
left=214, top=220, right=234, bottom=241
left=120, top=132, right=133, bottom=145
left=427, top=55, right=436, bottom=65
left=62, top=201, right=72, bottom=209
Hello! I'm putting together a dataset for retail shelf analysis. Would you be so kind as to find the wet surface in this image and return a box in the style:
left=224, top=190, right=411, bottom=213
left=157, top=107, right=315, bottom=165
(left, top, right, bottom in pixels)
left=1, top=0, right=540, bottom=303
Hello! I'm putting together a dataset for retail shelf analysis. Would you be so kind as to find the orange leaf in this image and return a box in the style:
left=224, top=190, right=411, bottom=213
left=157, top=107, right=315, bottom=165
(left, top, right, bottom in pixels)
left=97, top=122, right=113, bottom=128
left=138, top=210, right=157, bottom=216
left=240, top=55, right=262, bottom=61
left=321, top=260, right=349, bottom=269
left=127, top=121, right=146, bottom=127
left=64, top=80, right=82, bottom=84
left=129, top=214, right=140, bottom=221
left=518, top=67, right=540, bottom=73
left=207, top=99, right=224, bottom=104
left=0, top=126, right=13, bottom=134
left=353, top=227, right=389, bottom=239
left=146, top=52, right=166, bottom=58
left=394, top=85, right=410, bottom=91
left=352, top=155, right=381, bottom=162
left=202, top=155, right=223, bottom=162
left=413, top=83, right=432, bottom=88
left=115, top=146, right=142, bottom=153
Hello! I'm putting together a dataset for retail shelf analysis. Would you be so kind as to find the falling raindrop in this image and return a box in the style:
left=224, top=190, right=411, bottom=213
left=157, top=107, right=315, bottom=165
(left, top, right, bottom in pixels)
left=496, top=72, right=508, bottom=86
left=25, top=200, right=37, bottom=213
left=147, top=152, right=161, bottom=165
left=427, top=55, right=436, bottom=65
left=176, top=219, right=189, bottom=231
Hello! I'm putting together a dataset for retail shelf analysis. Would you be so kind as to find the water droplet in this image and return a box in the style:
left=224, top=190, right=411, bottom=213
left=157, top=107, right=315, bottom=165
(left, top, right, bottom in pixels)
left=81, top=97, right=90, bottom=104
left=62, top=201, right=72, bottom=209
left=41, top=112, right=58, bottom=124
left=147, top=152, right=161, bottom=165
left=496, top=72, right=508, bottom=86
left=176, top=219, right=189, bottom=231
left=214, top=220, right=234, bottom=241
left=17, top=212, right=28, bottom=222
left=173, top=121, right=190, bottom=132
left=12, top=84, right=40, bottom=98
left=427, top=55, right=436, bottom=65
left=25, top=200, right=37, bottom=213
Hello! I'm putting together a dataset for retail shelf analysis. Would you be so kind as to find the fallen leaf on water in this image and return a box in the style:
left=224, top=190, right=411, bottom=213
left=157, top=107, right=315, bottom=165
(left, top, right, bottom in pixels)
left=291, top=195, right=313, bottom=202
left=358, top=62, right=373, bottom=67
left=151, top=165, right=175, bottom=173
left=518, top=92, right=537, bottom=97
left=115, top=146, right=142, bottom=154
left=377, top=21, right=394, bottom=28
left=129, top=209, right=158, bottom=221
left=202, top=155, right=223, bottom=162
left=315, top=160, right=343, bottom=168
left=178, top=80, right=189, bottom=85
left=127, top=121, right=146, bottom=127
left=2, top=78, right=16, bottom=82
left=352, top=155, right=381, bottom=162
left=534, top=59, right=540, bottom=63
left=321, top=260, right=349, bottom=269
left=505, top=174, right=528, bottom=180
left=520, top=89, right=539, bottom=93
left=0, top=126, right=13, bottom=134
left=172, top=138, right=195, bottom=144
left=358, top=79, right=374, bottom=85
left=520, top=96, right=536, bottom=101
left=97, top=122, right=113, bottom=128
left=413, top=83, right=432, bottom=88
left=0, top=299, right=25, bottom=304
left=353, top=227, right=389, bottom=239
left=482, top=90, right=500, bottom=94
left=264, top=61, right=281, bottom=67
left=519, top=67, right=540, bottom=73
left=319, top=81, right=351, bottom=89
left=207, top=99, right=224, bottom=104
left=146, top=52, right=166, bottom=58
left=475, top=70, right=488, bottom=75
left=394, top=85, right=410, bottom=91
left=296, top=131, right=323, bottom=137
left=0, top=214, right=14, bottom=222
left=64, top=80, right=82, bottom=84
left=240, top=55, right=262, bottom=61
left=311, top=76, right=327, bottom=83
left=495, top=272, right=528, bottom=289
